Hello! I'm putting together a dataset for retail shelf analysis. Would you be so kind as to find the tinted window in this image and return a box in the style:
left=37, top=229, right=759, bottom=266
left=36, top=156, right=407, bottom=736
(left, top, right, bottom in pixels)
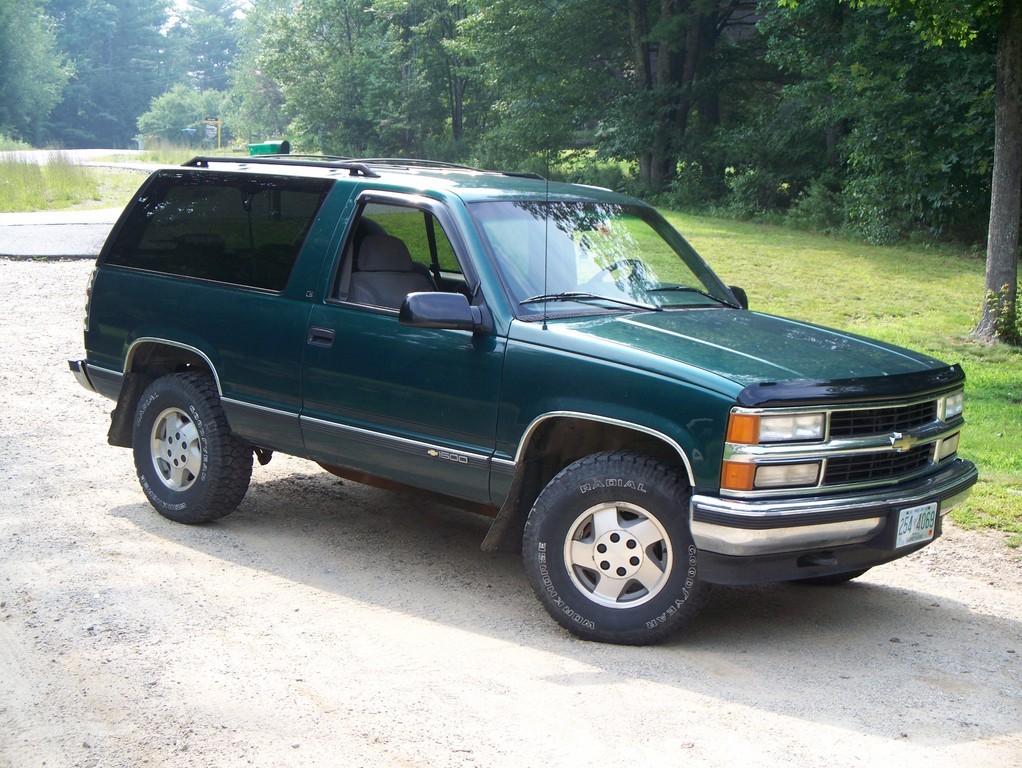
left=105, top=171, right=332, bottom=291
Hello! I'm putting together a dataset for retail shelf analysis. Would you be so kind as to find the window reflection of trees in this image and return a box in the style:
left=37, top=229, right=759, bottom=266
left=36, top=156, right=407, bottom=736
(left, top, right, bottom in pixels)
left=510, top=201, right=661, bottom=299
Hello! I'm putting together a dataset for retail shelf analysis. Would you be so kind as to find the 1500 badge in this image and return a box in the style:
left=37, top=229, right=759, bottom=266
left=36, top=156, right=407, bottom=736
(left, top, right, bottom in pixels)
left=428, top=448, right=469, bottom=465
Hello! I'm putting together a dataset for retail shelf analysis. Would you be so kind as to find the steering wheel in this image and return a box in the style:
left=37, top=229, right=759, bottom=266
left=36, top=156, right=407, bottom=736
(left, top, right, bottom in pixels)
left=585, top=258, right=648, bottom=286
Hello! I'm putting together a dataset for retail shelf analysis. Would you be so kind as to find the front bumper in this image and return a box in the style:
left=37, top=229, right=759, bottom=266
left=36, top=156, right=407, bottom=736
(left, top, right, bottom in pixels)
left=690, top=458, right=977, bottom=585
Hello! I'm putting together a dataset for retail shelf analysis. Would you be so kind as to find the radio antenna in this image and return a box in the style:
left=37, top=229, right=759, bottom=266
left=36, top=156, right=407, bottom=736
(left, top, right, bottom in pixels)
left=542, top=151, right=550, bottom=331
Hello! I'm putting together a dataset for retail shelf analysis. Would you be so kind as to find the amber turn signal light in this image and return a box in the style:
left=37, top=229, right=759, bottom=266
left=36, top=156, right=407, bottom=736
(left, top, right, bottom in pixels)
left=725, top=413, right=759, bottom=444
left=720, top=460, right=756, bottom=491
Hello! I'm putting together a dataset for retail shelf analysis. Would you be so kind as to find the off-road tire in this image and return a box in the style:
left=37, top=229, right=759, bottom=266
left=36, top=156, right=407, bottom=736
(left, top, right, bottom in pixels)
left=522, top=451, right=710, bottom=645
left=132, top=372, right=252, bottom=524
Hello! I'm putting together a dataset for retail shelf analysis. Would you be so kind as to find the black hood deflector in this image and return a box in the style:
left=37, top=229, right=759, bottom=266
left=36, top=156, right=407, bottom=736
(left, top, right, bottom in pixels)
left=736, top=364, right=966, bottom=408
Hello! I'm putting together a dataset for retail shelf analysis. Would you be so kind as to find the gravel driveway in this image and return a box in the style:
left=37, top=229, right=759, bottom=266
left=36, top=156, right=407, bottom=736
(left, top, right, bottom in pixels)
left=1, top=257, right=1020, bottom=768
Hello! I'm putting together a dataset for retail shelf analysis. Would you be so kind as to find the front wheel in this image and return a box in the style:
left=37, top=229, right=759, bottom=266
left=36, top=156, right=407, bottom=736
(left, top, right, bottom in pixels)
left=132, top=372, right=252, bottom=524
left=522, top=451, right=710, bottom=645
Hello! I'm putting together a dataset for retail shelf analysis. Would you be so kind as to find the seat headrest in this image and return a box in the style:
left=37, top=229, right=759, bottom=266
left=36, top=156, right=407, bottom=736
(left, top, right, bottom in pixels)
left=358, top=235, right=415, bottom=272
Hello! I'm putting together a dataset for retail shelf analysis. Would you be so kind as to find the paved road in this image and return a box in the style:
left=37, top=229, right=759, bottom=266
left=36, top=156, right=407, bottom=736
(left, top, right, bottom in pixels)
left=0, top=208, right=122, bottom=259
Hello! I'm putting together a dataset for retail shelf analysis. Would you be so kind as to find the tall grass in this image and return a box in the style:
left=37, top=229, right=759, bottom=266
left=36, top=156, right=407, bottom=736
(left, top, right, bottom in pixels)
left=138, top=138, right=219, bottom=165
left=0, top=133, right=32, bottom=151
left=0, top=152, right=100, bottom=212
left=668, top=212, right=1022, bottom=544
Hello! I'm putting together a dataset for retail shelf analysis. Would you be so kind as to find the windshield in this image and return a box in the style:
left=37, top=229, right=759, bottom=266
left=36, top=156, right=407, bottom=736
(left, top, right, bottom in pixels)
left=468, top=200, right=736, bottom=318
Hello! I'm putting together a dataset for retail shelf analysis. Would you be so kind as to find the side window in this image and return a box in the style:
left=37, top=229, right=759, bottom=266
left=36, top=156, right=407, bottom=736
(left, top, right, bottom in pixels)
left=340, top=202, right=466, bottom=308
left=354, top=204, right=461, bottom=275
left=105, top=171, right=332, bottom=291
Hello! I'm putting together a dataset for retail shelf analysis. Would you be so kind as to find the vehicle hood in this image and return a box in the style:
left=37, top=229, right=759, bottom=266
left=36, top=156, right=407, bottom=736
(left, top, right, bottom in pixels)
left=553, top=308, right=948, bottom=388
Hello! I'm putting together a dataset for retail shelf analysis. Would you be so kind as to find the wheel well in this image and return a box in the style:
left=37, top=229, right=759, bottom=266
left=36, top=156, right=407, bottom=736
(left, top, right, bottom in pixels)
left=481, top=416, right=692, bottom=553
left=106, top=342, right=217, bottom=448
left=525, top=417, right=687, bottom=492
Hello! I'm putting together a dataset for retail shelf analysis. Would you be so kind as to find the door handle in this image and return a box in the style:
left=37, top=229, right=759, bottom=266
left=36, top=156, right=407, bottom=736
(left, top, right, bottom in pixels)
left=307, top=326, right=335, bottom=347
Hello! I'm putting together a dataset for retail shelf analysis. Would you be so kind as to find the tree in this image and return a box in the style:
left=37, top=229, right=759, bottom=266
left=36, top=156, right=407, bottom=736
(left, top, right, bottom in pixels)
left=46, top=0, right=170, bottom=147
left=756, top=0, right=995, bottom=243
left=224, top=0, right=292, bottom=143
left=390, top=0, right=474, bottom=149
left=0, top=0, right=71, bottom=143
left=979, top=1, right=1021, bottom=343
left=164, top=0, right=242, bottom=91
left=242, top=0, right=480, bottom=156
left=622, top=0, right=760, bottom=190
left=136, top=83, right=225, bottom=142
left=251, top=0, right=406, bottom=153
left=852, top=0, right=1020, bottom=344
left=458, top=0, right=622, bottom=163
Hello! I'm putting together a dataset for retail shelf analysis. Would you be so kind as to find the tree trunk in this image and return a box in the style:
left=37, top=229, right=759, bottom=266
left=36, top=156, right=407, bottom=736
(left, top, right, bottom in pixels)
left=628, top=0, right=655, bottom=186
left=648, top=0, right=681, bottom=190
left=975, top=0, right=1022, bottom=343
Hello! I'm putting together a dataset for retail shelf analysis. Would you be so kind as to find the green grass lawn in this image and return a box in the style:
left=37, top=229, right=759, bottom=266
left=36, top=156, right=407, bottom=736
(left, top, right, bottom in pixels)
left=667, top=212, right=1022, bottom=544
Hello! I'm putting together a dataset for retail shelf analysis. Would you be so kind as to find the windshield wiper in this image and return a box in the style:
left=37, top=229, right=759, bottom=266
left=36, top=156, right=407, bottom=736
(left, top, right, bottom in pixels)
left=647, top=285, right=740, bottom=308
left=520, top=292, right=660, bottom=312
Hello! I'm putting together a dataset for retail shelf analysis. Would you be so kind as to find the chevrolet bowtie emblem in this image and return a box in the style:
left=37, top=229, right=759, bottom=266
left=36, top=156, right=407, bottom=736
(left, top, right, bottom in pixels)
left=889, top=431, right=916, bottom=453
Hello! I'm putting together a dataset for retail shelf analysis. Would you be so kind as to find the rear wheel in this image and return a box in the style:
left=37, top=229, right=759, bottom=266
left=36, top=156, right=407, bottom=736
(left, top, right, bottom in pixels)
left=522, top=451, right=709, bottom=645
left=132, top=372, right=252, bottom=523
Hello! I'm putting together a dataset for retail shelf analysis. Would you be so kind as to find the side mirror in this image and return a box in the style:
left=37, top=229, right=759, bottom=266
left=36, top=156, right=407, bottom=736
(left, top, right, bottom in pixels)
left=728, top=285, right=749, bottom=309
left=399, top=292, right=489, bottom=332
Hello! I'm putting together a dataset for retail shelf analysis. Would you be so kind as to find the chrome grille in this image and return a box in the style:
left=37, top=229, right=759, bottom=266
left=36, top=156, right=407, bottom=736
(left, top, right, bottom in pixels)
left=823, top=445, right=933, bottom=485
left=829, top=401, right=938, bottom=438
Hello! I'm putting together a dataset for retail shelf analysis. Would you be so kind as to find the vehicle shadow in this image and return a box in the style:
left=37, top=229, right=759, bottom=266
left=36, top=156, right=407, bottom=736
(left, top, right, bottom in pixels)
left=110, top=466, right=1021, bottom=749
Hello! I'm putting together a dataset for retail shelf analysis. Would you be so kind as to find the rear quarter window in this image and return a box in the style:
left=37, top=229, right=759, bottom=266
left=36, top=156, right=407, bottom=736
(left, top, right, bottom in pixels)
left=104, top=170, right=332, bottom=291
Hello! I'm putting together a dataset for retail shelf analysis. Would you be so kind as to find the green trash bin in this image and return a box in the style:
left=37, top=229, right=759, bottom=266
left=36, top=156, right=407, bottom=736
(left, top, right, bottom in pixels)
left=248, top=140, right=291, bottom=156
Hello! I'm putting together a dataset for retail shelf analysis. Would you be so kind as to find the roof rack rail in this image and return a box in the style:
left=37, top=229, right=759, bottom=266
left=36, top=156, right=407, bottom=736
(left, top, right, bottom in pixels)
left=179, top=154, right=544, bottom=181
left=181, top=155, right=381, bottom=178
left=349, top=158, right=543, bottom=180
left=352, top=158, right=483, bottom=172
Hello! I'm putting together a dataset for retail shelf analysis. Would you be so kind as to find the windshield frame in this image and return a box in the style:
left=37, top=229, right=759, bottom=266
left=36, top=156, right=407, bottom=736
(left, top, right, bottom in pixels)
left=466, top=198, right=738, bottom=321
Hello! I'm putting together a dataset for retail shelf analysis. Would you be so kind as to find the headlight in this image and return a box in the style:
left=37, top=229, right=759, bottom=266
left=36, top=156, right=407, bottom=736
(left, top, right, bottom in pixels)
left=942, top=391, right=964, bottom=421
left=938, top=432, right=961, bottom=460
left=726, top=412, right=826, bottom=444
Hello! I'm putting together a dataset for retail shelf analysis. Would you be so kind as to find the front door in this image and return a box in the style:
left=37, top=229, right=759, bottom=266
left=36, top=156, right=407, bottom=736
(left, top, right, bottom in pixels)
left=300, top=196, right=505, bottom=504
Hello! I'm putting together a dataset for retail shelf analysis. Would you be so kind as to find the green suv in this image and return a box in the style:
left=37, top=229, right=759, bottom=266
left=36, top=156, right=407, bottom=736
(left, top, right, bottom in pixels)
left=70, top=155, right=978, bottom=644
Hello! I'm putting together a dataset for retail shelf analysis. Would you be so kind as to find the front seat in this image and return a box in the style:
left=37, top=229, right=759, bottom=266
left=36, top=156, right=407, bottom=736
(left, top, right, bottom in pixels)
left=348, top=234, right=436, bottom=308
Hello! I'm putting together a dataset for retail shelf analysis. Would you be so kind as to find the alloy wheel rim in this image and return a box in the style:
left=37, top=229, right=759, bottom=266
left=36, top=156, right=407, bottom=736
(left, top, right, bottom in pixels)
left=150, top=407, right=202, bottom=491
left=563, top=501, right=672, bottom=609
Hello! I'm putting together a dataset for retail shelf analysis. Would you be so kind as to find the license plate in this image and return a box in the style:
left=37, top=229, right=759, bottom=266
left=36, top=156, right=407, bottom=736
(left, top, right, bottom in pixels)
left=895, top=501, right=938, bottom=548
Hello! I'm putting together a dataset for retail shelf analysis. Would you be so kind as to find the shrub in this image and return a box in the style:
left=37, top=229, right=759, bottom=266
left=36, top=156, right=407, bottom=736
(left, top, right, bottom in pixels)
left=721, top=166, right=794, bottom=220
left=784, top=180, right=844, bottom=235
left=985, top=284, right=1022, bottom=345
